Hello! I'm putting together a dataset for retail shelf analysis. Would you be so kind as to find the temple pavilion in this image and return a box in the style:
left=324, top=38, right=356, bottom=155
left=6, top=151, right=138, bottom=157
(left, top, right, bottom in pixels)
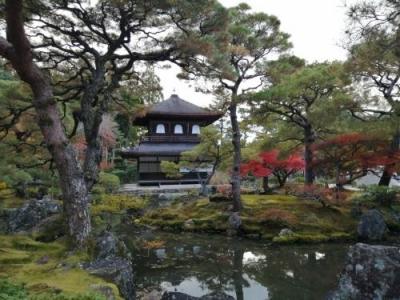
left=120, top=94, right=223, bottom=185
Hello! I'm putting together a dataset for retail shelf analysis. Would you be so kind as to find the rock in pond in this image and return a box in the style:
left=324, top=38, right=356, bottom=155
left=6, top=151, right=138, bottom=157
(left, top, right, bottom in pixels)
left=357, top=209, right=387, bottom=241
left=6, top=197, right=61, bottom=233
left=279, top=228, right=294, bottom=237
left=85, top=232, right=134, bottom=300
left=327, top=243, right=400, bottom=300
left=228, top=212, right=241, bottom=229
left=184, top=219, right=195, bottom=230
left=161, top=291, right=234, bottom=300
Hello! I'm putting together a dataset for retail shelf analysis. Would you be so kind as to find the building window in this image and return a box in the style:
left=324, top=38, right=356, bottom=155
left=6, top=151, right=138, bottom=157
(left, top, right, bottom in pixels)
left=174, top=124, right=183, bottom=134
left=192, top=124, right=200, bottom=135
left=156, top=124, right=165, bottom=134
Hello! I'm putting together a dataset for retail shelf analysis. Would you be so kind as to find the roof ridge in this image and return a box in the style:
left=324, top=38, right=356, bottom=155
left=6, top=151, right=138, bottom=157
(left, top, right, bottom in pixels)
left=148, top=93, right=211, bottom=114
left=171, top=95, right=209, bottom=111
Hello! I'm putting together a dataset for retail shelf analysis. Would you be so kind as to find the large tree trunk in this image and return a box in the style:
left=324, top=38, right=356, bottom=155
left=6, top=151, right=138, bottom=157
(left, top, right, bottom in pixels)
left=0, top=0, right=91, bottom=248
left=262, top=176, right=269, bottom=193
left=379, top=130, right=400, bottom=186
left=205, top=155, right=220, bottom=185
left=83, top=137, right=102, bottom=190
left=229, top=101, right=242, bottom=211
left=304, top=125, right=315, bottom=185
left=335, top=163, right=342, bottom=189
left=81, top=74, right=106, bottom=191
left=277, top=175, right=288, bottom=188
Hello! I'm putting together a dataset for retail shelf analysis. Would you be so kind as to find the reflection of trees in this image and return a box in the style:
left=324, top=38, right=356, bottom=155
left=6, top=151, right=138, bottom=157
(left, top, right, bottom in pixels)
left=132, top=240, right=241, bottom=295
left=233, top=248, right=244, bottom=300
left=123, top=231, right=348, bottom=300
left=245, top=245, right=348, bottom=300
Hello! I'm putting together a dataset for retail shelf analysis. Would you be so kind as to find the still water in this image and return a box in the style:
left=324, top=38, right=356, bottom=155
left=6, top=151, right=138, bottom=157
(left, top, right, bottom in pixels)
left=121, top=230, right=349, bottom=300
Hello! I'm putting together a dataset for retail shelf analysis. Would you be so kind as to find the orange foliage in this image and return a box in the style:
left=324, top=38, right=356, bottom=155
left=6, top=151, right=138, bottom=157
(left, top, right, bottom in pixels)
left=142, top=240, right=166, bottom=250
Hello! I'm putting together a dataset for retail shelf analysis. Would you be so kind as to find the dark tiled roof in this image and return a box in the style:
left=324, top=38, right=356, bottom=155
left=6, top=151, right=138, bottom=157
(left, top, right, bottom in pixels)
left=150, top=94, right=211, bottom=115
left=120, top=143, right=196, bottom=157
left=133, top=94, right=223, bottom=125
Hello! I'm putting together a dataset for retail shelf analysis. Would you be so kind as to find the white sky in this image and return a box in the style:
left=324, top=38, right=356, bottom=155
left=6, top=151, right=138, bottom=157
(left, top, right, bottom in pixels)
left=157, top=0, right=357, bottom=106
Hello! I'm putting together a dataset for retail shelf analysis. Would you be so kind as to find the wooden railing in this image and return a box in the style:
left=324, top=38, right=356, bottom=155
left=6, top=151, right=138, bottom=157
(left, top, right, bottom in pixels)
left=140, top=135, right=200, bottom=143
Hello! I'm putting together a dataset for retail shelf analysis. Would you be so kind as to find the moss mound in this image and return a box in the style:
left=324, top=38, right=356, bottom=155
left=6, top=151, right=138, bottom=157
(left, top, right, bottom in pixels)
left=138, top=194, right=359, bottom=243
left=0, top=235, right=121, bottom=299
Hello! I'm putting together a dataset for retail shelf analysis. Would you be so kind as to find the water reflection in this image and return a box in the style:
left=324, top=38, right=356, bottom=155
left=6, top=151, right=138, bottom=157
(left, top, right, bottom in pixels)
left=123, top=231, right=348, bottom=300
left=315, top=252, right=326, bottom=260
left=242, top=251, right=266, bottom=265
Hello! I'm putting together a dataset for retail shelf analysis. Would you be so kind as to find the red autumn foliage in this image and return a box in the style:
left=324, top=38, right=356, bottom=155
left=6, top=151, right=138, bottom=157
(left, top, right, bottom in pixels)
left=312, top=132, right=400, bottom=186
left=241, top=149, right=305, bottom=187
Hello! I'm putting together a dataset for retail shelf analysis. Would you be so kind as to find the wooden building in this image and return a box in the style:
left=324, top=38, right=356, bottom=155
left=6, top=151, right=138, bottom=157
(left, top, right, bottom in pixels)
left=120, top=94, right=223, bottom=185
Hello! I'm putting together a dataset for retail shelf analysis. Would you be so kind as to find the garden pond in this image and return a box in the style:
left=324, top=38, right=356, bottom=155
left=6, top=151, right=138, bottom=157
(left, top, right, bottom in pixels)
left=119, top=228, right=351, bottom=300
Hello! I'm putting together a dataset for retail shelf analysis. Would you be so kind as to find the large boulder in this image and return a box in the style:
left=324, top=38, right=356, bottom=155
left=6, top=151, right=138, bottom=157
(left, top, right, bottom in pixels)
left=228, top=212, right=241, bottom=229
left=327, top=243, right=400, bottom=299
left=94, top=231, right=131, bottom=260
left=85, top=232, right=134, bottom=300
left=226, top=212, right=242, bottom=236
left=357, top=209, right=387, bottom=241
left=6, top=197, right=61, bottom=232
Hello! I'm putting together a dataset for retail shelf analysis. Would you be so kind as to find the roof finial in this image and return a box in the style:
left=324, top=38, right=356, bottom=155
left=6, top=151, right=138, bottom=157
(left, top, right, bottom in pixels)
left=172, top=88, right=177, bottom=96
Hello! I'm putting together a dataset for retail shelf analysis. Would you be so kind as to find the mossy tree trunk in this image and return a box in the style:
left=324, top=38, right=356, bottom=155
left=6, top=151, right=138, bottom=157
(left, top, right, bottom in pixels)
left=0, top=0, right=91, bottom=248
left=262, top=176, right=269, bottom=193
left=229, top=99, right=242, bottom=212
left=379, top=129, right=400, bottom=186
left=304, top=125, right=315, bottom=185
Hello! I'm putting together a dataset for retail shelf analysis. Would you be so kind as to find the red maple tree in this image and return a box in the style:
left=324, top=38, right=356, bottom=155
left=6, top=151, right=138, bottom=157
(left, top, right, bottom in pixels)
left=312, top=133, right=400, bottom=187
left=241, top=149, right=305, bottom=190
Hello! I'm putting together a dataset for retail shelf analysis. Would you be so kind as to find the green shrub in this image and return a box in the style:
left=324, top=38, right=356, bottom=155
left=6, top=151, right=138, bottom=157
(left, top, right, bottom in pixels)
left=110, top=170, right=125, bottom=182
left=0, top=279, right=28, bottom=300
left=0, top=279, right=106, bottom=300
left=111, top=165, right=137, bottom=184
left=364, top=185, right=398, bottom=207
left=97, top=172, right=120, bottom=193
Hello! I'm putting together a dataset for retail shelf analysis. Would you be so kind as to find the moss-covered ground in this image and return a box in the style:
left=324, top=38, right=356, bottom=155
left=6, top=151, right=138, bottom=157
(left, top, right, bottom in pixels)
left=0, top=235, right=121, bottom=299
left=1, top=189, right=399, bottom=298
left=0, top=189, right=127, bottom=299
left=136, top=193, right=400, bottom=244
left=0, top=235, right=119, bottom=299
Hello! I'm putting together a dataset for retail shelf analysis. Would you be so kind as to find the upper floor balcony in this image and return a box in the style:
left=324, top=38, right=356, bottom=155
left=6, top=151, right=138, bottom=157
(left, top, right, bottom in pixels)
left=140, top=135, right=200, bottom=143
